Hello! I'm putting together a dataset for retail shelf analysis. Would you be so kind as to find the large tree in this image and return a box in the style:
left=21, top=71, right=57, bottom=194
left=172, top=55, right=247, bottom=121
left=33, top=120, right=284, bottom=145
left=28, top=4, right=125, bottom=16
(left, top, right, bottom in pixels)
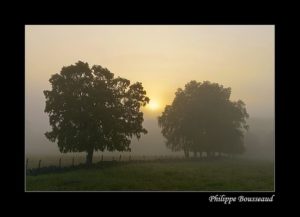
left=158, top=80, right=249, bottom=158
left=44, top=61, right=149, bottom=165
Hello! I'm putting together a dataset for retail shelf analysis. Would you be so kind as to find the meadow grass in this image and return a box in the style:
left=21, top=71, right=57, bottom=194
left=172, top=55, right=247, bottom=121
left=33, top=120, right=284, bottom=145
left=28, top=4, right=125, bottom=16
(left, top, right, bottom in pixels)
left=26, top=158, right=274, bottom=191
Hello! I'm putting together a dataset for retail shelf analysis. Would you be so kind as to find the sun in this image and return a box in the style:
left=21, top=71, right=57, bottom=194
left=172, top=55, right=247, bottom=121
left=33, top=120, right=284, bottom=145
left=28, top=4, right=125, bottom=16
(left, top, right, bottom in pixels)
left=147, top=100, right=160, bottom=111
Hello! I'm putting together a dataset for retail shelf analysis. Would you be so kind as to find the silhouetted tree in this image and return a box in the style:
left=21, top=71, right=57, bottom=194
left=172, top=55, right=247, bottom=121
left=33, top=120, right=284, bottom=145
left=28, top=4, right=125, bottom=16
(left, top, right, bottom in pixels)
left=158, top=81, right=249, bottom=158
left=44, top=61, right=149, bottom=165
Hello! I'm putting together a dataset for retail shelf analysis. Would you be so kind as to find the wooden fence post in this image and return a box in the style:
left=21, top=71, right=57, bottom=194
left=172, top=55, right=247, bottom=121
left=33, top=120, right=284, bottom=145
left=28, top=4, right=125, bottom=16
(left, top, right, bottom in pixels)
left=72, top=157, right=74, bottom=167
left=119, top=155, right=121, bottom=161
left=101, top=154, right=103, bottom=162
left=112, top=156, right=114, bottom=161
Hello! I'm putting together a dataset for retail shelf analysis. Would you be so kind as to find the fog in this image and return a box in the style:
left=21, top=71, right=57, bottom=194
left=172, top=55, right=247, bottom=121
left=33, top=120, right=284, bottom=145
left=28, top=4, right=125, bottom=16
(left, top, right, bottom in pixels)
left=25, top=25, right=274, bottom=160
left=25, top=116, right=274, bottom=160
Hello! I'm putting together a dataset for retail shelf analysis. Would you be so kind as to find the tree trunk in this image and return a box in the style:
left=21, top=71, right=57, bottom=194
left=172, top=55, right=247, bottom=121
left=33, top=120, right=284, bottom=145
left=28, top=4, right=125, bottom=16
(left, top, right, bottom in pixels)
left=86, top=149, right=94, bottom=166
left=193, top=151, right=197, bottom=158
left=199, top=152, right=202, bottom=158
left=184, top=149, right=189, bottom=158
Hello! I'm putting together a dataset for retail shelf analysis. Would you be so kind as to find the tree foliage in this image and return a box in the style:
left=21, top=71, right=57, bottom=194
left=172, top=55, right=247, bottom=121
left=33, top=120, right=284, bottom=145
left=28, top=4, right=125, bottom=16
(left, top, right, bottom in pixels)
left=44, top=61, right=149, bottom=164
left=158, top=81, right=249, bottom=157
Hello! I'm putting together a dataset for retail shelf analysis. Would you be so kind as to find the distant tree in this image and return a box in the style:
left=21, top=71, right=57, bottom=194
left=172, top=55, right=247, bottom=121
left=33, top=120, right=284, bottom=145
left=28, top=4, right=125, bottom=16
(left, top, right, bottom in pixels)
left=158, top=81, right=249, bottom=158
left=44, top=61, right=149, bottom=165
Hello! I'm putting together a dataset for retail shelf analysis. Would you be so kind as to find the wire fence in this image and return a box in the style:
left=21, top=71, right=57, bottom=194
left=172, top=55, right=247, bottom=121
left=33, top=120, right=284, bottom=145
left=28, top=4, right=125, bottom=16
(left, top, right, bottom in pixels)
left=25, top=154, right=186, bottom=170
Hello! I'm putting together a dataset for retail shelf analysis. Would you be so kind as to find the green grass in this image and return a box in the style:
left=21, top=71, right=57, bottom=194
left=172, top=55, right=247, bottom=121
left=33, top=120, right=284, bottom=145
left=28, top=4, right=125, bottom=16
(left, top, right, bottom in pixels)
left=26, top=158, right=274, bottom=191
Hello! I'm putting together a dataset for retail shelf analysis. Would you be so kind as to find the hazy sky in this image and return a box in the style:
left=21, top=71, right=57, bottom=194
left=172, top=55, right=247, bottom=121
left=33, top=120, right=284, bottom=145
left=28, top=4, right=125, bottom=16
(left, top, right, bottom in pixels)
left=25, top=25, right=274, bottom=155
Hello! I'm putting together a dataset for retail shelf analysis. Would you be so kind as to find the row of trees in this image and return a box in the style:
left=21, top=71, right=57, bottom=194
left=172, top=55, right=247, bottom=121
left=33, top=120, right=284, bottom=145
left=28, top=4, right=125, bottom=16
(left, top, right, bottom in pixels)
left=44, top=61, right=249, bottom=164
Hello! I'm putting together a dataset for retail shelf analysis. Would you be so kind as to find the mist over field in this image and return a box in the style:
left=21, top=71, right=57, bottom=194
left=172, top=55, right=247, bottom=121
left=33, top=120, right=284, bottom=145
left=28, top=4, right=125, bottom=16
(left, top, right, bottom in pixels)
left=25, top=116, right=274, bottom=160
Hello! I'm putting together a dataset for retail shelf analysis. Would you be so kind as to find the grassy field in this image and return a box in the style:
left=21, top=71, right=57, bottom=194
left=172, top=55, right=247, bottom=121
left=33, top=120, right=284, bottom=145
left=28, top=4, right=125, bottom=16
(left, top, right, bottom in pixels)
left=26, top=158, right=274, bottom=191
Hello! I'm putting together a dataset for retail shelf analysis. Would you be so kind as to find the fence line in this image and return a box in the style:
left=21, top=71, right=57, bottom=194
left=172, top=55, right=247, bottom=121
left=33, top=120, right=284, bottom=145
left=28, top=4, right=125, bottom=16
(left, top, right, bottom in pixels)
left=25, top=155, right=189, bottom=169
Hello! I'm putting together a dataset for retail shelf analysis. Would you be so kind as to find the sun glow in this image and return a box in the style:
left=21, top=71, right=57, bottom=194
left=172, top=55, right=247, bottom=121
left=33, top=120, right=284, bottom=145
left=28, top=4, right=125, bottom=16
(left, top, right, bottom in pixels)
left=147, top=100, right=160, bottom=111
